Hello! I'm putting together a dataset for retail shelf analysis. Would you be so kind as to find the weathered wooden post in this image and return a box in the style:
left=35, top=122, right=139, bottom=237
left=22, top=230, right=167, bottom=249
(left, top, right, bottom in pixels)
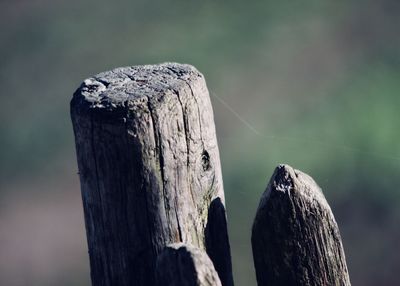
left=155, top=243, right=222, bottom=286
left=252, top=164, right=351, bottom=286
left=70, top=63, right=233, bottom=286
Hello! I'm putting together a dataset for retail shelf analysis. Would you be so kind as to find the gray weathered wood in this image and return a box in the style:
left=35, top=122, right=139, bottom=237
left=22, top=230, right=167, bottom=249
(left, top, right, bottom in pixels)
left=70, top=63, right=233, bottom=286
left=252, top=164, right=351, bottom=286
left=155, top=243, right=222, bottom=286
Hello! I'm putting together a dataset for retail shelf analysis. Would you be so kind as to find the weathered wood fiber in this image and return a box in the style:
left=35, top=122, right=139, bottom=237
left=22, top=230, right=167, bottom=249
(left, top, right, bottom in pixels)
left=155, top=243, right=222, bottom=286
left=252, top=164, right=351, bottom=286
left=70, top=63, right=233, bottom=286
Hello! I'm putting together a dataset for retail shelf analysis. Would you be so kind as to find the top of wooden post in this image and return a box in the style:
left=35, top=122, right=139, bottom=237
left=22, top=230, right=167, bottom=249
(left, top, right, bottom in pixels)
left=257, top=164, right=330, bottom=213
left=252, top=164, right=351, bottom=286
left=71, top=63, right=204, bottom=114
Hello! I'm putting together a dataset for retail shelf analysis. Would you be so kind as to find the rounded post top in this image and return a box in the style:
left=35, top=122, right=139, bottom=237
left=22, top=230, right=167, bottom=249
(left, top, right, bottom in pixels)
left=259, top=164, right=329, bottom=211
left=71, top=63, right=204, bottom=111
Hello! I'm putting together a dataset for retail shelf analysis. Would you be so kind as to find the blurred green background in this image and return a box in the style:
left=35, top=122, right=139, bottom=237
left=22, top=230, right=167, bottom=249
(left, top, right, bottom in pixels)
left=1, top=0, right=399, bottom=285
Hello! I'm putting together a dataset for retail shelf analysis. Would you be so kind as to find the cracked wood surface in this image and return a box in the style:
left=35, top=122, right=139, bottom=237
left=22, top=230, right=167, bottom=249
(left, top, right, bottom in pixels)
left=71, top=63, right=233, bottom=286
left=155, top=243, right=222, bottom=286
left=252, top=164, right=351, bottom=286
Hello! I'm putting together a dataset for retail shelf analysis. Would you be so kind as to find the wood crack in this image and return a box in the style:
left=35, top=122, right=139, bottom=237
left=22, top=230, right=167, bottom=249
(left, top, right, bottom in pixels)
left=183, top=80, right=205, bottom=151
left=123, top=102, right=154, bottom=259
left=172, top=87, right=197, bottom=209
left=146, top=96, right=172, bottom=241
left=90, top=113, right=111, bottom=285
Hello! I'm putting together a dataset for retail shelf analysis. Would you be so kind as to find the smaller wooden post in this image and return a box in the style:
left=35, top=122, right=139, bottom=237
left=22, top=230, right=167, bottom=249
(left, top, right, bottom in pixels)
left=156, top=243, right=222, bottom=286
left=252, top=164, right=351, bottom=286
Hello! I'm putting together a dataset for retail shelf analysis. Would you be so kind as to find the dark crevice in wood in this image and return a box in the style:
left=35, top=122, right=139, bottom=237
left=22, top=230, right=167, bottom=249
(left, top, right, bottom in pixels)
left=174, top=207, right=183, bottom=242
left=201, top=150, right=211, bottom=171
left=171, top=88, right=190, bottom=242
left=173, top=88, right=190, bottom=172
left=183, top=79, right=205, bottom=151
left=121, top=110, right=133, bottom=265
left=96, top=78, right=110, bottom=88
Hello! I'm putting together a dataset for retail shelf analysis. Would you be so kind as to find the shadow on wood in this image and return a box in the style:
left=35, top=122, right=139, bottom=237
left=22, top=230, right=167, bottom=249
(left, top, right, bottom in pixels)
left=155, top=243, right=222, bottom=286
left=205, top=198, right=234, bottom=286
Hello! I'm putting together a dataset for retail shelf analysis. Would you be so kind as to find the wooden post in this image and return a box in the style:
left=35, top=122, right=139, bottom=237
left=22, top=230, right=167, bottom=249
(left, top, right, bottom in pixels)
left=155, top=243, right=222, bottom=286
left=70, top=63, right=233, bottom=286
left=251, top=164, right=351, bottom=286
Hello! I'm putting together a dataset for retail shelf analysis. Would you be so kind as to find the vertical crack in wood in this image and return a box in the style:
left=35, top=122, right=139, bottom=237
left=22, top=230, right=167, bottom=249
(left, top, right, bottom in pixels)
left=121, top=112, right=132, bottom=272
left=168, top=87, right=189, bottom=243
left=123, top=101, right=155, bottom=263
left=173, top=81, right=198, bottom=212
left=182, top=79, right=208, bottom=226
left=184, top=80, right=205, bottom=151
left=147, top=97, right=172, bottom=241
left=89, top=113, right=111, bottom=285
left=174, top=207, right=183, bottom=242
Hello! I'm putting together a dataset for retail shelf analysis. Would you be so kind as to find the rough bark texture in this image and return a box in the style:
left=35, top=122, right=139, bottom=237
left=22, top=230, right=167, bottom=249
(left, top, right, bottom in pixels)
left=70, top=63, right=233, bottom=286
left=155, top=243, right=222, bottom=286
left=252, top=164, right=351, bottom=286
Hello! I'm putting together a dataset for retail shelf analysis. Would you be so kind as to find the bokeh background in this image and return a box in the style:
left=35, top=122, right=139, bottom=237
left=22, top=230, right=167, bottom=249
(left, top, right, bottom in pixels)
left=1, top=0, right=400, bottom=285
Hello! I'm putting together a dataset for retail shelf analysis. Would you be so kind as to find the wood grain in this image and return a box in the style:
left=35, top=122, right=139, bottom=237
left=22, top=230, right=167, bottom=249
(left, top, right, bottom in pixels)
left=252, top=164, right=351, bottom=286
left=71, top=63, right=233, bottom=286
